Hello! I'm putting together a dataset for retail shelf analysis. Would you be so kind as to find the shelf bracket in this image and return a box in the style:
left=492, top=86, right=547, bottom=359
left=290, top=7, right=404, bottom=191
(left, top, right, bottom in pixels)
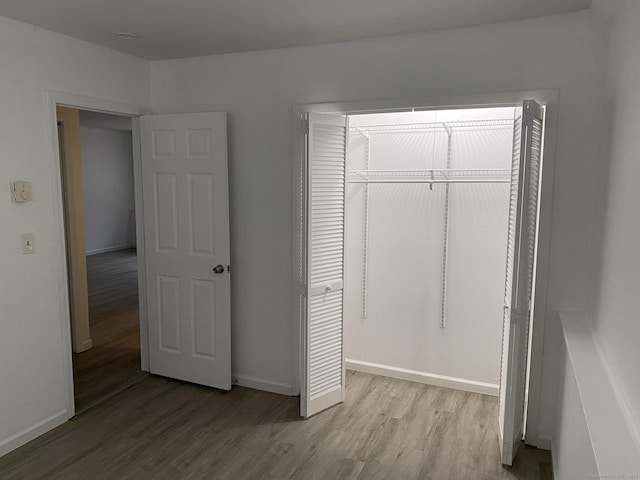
left=354, top=126, right=370, bottom=140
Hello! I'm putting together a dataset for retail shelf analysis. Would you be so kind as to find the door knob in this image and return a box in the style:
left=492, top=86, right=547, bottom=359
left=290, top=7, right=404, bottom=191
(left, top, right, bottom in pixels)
left=213, top=265, right=224, bottom=274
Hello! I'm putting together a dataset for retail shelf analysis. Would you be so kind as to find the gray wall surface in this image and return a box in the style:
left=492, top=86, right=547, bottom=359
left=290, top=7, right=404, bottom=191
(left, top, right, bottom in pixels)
left=79, top=111, right=135, bottom=254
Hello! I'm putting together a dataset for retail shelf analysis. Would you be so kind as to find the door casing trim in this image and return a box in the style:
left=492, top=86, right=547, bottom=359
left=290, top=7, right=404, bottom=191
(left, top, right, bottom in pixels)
left=291, top=89, right=559, bottom=447
left=45, top=90, right=149, bottom=420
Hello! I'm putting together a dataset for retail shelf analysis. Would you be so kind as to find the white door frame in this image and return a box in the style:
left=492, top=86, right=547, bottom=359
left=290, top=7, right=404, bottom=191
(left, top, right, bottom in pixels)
left=45, top=90, right=149, bottom=419
left=291, top=89, right=559, bottom=447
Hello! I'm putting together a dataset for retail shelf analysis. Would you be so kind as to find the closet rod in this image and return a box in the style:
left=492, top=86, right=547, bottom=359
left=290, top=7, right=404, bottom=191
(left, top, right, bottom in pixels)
left=348, top=178, right=511, bottom=184
left=348, top=168, right=511, bottom=184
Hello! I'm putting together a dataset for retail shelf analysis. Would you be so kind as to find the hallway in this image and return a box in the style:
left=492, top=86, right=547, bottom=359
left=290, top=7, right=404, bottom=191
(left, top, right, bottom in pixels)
left=73, top=249, right=147, bottom=412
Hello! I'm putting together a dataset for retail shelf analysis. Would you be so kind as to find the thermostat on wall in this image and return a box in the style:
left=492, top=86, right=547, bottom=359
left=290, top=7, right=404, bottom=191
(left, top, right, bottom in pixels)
left=12, top=181, right=31, bottom=202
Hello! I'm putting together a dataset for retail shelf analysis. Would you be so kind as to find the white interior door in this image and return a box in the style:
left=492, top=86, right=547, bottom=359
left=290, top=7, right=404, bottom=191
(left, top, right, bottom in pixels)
left=301, top=112, right=348, bottom=417
left=499, top=100, right=544, bottom=465
left=140, top=112, right=231, bottom=390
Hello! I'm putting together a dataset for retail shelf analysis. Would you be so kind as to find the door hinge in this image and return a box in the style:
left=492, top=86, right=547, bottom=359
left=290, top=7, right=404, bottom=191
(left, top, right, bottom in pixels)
left=302, top=118, right=309, bottom=135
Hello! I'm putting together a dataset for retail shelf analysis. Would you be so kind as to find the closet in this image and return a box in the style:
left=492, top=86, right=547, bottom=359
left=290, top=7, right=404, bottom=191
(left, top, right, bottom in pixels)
left=301, top=101, right=545, bottom=466
left=344, top=108, right=517, bottom=392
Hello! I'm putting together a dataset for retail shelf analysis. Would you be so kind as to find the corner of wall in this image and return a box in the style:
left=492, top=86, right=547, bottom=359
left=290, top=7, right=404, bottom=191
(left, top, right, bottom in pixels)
left=0, top=410, right=68, bottom=459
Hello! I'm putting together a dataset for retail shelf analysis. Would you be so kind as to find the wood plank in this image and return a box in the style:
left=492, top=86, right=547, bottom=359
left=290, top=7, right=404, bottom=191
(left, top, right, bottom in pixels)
left=73, top=248, right=147, bottom=413
left=2, top=309, right=552, bottom=480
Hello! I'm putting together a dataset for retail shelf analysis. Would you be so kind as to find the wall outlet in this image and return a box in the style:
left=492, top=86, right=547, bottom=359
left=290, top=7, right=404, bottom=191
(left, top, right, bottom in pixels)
left=21, top=233, right=35, bottom=254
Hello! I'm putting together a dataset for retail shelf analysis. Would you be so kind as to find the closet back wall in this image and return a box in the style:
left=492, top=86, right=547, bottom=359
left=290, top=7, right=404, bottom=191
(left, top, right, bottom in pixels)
left=345, top=109, right=512, bottom=388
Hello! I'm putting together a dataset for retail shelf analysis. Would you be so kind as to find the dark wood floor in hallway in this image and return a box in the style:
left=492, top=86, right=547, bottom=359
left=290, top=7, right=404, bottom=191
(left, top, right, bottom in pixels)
left=73, top=248, right=147, bottom=412
left=0, top=369, right=551, bottom=480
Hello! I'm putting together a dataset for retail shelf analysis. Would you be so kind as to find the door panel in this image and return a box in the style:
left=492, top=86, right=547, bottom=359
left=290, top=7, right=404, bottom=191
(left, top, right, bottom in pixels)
left=141, top=112, right=231, bottom=390
left=158, top=275, right=181, bottom=352
left=302, top=113, right=348, bottom=417
left=499, top=106, right=523, bottom=454
left=154, top=173, right=179, bottom=251
left=499, top=100, right=544, bottom=465
left=189, top=174, right=216, bottom=254
left=192, top=279, right=217, bottom=358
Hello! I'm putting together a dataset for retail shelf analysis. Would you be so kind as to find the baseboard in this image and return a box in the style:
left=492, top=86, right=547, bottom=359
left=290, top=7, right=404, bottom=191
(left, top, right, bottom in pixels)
left=86, top=245, right=136, bottom=256
left=346, top=359, right=499, bottom=397
left=232, top=374, right=293, bottom=396
left=0, top=410, right=68, bottom=458
left=74, top=338, right=92, bottom=353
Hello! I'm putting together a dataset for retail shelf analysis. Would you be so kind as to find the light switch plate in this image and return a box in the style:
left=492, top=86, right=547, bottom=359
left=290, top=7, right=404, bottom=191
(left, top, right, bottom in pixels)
left=21, top=233, right=35, bottom=254
left=12, top=181, right=31, bottom=202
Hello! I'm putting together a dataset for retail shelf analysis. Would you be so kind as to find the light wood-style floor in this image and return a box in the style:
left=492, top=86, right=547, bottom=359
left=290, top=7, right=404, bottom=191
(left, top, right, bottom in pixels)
left=0, top=370, right=551, bottom=479
left=3, top=248, right=552, bottom=479
left=73, top=248, right=147, bottom=412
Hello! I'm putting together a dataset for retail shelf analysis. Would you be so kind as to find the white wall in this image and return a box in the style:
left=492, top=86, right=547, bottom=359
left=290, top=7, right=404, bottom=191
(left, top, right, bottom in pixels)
left=546, top=7, right=640, bottom=472
left=0, top=15, right=149, bottom=456
left=79, top=111, right=136, bottom=254
left=0, top=3, right=622, bottom=461
left=553, top=328, right=599, bottom=480
left=590, top=0, right=640, bottom=451
left=150, top=9, right=609, bottom=441
left=553, top=314, right=640, bottom=479
left=344, top=109, right=512, bottom=389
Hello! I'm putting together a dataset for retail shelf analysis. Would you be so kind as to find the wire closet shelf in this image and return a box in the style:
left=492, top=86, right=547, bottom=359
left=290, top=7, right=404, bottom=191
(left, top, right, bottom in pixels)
left=349, top=118, right=514, bottom=185
left=349, top=116, right=516, bottom=326
left=352, top=118, right=514, bottom=134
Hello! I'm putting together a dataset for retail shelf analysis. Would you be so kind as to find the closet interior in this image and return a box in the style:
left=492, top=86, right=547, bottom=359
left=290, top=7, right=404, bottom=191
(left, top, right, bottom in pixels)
left=344, top=107, right=518, bottom=394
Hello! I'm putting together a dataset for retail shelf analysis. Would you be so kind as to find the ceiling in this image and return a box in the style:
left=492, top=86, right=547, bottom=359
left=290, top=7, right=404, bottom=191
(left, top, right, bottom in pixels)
left=0, top=0, right=592, bottom=60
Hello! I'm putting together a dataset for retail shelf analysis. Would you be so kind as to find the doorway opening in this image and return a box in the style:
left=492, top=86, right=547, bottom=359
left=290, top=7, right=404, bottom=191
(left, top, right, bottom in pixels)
left=57, top=107, right=146, bottom=413
left=298, top=98, right=548, bottom=467
left=52, top=96, right=233, bottom=422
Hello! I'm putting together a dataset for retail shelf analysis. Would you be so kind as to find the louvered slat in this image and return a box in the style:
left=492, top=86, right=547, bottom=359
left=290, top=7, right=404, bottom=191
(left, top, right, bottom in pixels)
left=499, top=110, right=522, bottom=429
left=310, top=120, right=345, bottom=287
left=308, top=290, right=343, bottom=400
left=498, top=100, right=545, bottom=466
left=517, top=114, right=543, bottom=422
left=304, top=113, right=347, bottom=417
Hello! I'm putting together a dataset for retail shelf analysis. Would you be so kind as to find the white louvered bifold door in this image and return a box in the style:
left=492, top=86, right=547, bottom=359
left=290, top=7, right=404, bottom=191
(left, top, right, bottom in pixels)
left=302, top=112, right=348, bottom=418
left=499, top=100, right=544, bottom=465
